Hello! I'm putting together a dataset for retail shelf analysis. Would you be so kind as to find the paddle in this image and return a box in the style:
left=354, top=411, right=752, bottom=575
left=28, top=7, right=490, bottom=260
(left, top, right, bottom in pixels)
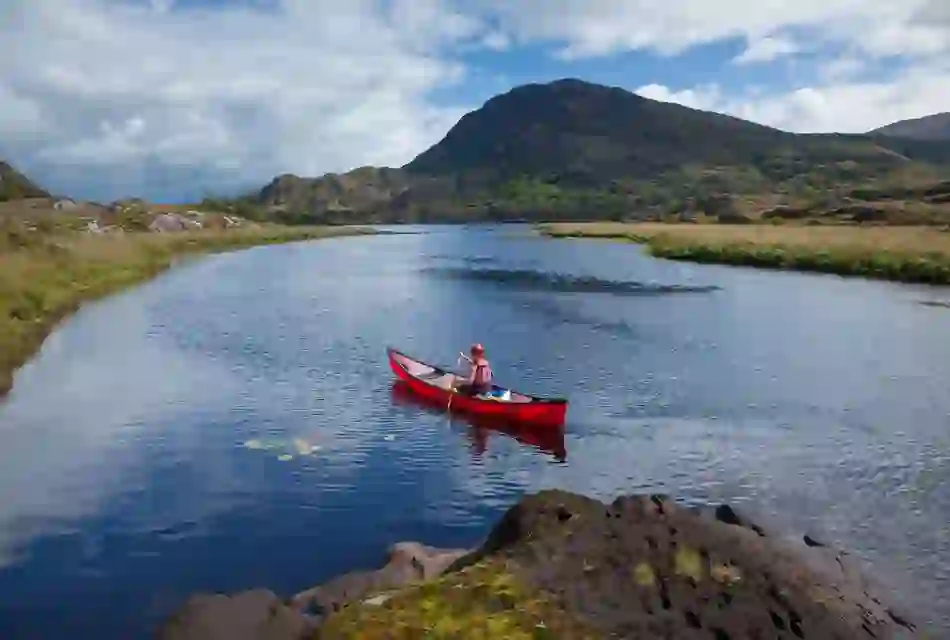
left=447, top=352, right=469, bottom=411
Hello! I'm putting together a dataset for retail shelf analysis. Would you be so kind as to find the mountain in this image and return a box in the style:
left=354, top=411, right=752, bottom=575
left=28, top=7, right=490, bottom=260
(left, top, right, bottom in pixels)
left=241, top=79, right=950, bottom=223
left=0, top=161, right=49, bottom=202
left=869, top=113, right=950, bottom=141
left=405, top=78, right=795, bottom=184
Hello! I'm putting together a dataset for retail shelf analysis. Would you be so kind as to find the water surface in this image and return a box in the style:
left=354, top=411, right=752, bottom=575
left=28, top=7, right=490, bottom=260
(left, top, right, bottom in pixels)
left=1, top=226, right=949, bottom=637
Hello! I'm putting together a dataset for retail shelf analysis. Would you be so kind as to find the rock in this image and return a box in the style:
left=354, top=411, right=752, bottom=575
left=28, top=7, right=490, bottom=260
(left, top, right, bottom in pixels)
left=803, top=533, right=826, bottom=547
left=161, top=491, right=923, bottom=639
left=149, top=213, right=188, bottom=233
left=478, top=490, right=921, bottom=640
left=110, top=197, right=148, bottom=213
left=289, top=541, right=471, bottom=619
left=158, top=589, right=313, bottom=640
left=148, top=213, right=202, bottom=232
left=329, top=490, right=922, bottom=639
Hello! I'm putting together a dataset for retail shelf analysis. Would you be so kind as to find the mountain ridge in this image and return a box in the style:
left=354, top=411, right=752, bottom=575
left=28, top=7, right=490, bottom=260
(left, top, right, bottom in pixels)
left=242, top=78, right=950, bottom=223
left=3, top=79, right=948, bottom=221
left=869, top=112, right=950, bottom=140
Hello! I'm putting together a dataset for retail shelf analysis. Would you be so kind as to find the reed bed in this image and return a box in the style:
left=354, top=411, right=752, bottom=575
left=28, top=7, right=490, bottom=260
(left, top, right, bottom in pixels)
left=539, top=222, right=950, bottom=285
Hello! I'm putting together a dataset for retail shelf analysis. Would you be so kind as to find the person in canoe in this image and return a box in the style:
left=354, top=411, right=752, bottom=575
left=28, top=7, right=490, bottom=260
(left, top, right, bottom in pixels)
left=453, top=343, right=493, bottom=396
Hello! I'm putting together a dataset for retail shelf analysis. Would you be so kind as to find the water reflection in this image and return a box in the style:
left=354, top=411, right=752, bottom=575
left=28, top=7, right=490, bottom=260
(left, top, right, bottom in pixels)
left=389, top=381, right=567, bottom=462
left=3, top=226, right=950, bottom=637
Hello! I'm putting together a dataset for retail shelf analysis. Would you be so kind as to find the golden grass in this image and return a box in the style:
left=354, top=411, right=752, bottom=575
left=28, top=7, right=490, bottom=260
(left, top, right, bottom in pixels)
left=0, top=225, right=373, bottom=396
left=539, top=222, right=950, bottom=284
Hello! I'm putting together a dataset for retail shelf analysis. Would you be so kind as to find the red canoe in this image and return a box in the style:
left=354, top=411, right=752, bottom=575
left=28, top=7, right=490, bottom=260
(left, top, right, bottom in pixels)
left=390, top=381, right=567, bottom=461
left=387, top=347, right=568, bottom=428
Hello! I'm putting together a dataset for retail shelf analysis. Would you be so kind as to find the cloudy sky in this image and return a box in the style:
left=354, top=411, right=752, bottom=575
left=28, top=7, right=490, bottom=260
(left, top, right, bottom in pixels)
left=2, top=0, right=948, bottom=202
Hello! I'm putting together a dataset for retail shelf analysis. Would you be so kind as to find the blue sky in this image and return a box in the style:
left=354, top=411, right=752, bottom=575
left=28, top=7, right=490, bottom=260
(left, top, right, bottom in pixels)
left=1, top=0, right=947, bottom=202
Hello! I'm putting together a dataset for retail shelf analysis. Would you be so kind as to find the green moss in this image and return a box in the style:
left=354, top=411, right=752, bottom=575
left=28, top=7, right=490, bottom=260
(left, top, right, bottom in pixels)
left=315, top=560, right=601, bottom=639
left=674, top=547, right=705, bottom=582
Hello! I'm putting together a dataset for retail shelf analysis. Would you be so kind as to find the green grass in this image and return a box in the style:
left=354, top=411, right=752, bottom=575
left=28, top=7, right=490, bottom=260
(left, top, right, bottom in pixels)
left=0, top=224, right=373, bottom=396
left=538, top=222, right=950, bottom=284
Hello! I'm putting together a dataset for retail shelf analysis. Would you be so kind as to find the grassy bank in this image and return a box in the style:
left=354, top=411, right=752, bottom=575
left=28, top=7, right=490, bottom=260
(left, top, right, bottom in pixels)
left=539, top=222, right=950, bottom=285
left=0, top=224, right=373, bottom=396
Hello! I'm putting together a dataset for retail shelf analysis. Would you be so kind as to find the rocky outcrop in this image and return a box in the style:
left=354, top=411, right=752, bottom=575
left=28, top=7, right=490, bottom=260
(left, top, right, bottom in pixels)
left=291, top=542, right=471, bottom=618
left=149, top=213, right=199, bottom=232
left=256, top=168, right=411, bottom=218
left=159, top=542, right=471, bottom=640
left=160, top=590, right=312, bottom=640
left=437, top=491, right=920, bottom=639
left=159, top=491, right=922, bottom=639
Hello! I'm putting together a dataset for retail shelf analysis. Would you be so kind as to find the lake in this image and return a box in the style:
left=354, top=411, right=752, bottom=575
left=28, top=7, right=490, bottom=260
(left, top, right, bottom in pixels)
left=1, top=225, right=949, bottom=638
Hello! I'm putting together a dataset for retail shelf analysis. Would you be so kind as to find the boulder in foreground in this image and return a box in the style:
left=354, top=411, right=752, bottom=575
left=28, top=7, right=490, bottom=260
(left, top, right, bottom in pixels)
left=160, top=490, right=922, bottom=639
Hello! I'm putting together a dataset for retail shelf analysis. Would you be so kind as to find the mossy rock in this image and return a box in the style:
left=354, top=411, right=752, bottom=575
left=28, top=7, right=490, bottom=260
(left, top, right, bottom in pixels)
left=315, top=559, right=600, bottom=639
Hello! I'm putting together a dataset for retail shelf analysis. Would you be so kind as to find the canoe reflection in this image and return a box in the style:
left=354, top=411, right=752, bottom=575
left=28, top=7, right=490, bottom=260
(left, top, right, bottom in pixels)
left=390, top=381, right=567, bottom=462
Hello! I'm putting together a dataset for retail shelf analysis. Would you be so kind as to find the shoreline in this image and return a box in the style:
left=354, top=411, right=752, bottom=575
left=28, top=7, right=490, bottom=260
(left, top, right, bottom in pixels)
left=538, top=222, right=950, bottom=286
left=161, top=490, right=923, bottom=639
left=0, top=225, right=374, bottom=398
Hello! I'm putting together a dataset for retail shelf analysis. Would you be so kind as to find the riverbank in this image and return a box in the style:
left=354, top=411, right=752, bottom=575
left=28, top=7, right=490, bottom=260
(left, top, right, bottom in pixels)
left=161, top=490, right=921, bottom=639
left=0, top=224, right=373, bottom=397
left=538, top=222, right=950, bottom=285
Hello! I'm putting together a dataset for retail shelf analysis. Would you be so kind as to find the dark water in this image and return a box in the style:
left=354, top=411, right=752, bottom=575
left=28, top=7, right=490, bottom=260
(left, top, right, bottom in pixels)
left=1, top=225, right=950, bottom=638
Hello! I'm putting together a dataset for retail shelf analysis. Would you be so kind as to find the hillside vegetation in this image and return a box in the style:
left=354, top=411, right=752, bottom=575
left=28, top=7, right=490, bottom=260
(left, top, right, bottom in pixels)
left=0, top=161, right=50, bottom=202
left=869, top=112, right=950, bottom=140
left=219, top=79, right=950, bottom=224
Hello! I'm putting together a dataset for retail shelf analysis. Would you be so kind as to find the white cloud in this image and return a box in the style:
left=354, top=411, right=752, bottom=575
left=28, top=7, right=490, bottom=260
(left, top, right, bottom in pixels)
left=635, top=83, right=721, bottom=111
left=1, top=0, right=949, bottom=200
left=0, top=0, right=476, bottom=200
left=481, top=31, right=511, bottom=51
left=484, top=0, right=949, bottom=60
left=817, top=56, right=869, bottom=82
left=636, top=59, right=950, bottom=133
left=733, top=35, right=800, bottom=65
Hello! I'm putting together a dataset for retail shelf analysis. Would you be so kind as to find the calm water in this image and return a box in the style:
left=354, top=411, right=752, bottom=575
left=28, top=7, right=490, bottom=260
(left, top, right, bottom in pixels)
left=1, top=225, right=949, bottom=638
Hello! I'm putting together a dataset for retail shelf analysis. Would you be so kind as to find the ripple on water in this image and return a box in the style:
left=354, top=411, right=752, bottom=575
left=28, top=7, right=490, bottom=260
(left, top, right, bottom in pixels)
left=1, top=227, right=950, bottom=637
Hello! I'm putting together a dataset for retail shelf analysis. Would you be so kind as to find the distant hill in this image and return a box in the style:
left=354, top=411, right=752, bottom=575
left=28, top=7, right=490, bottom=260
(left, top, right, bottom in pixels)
left=254, top=167, right=415, bottom=224
left=50, top=78, right=892, bottom=223
left=0, top=161, right=49, bottom=202
left=869, top=113, right=950, bottom=141
left=405, top=78, right=798, bottom=183
left=5, top=83, right=950, bottom=224
left=237, top=79, right=950, bottom=224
